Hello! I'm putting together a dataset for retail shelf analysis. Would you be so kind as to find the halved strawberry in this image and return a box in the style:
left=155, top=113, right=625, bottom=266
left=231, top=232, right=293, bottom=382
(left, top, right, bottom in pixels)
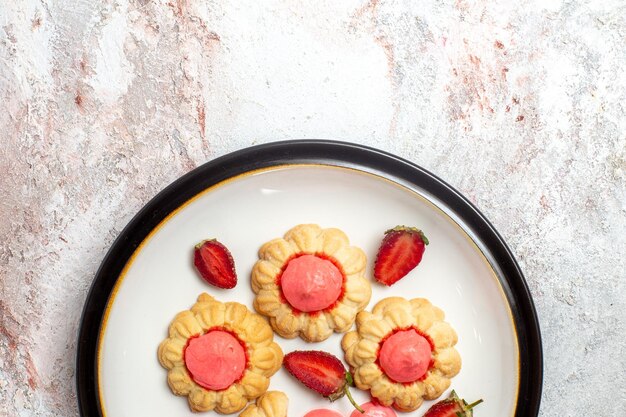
left=283, top=350, right=364, bottom=412
left=193, top=239, right=237, bottom=289
left=422, top=391, right=483, bottom=417
left=374, top=226, right=428, bottom=286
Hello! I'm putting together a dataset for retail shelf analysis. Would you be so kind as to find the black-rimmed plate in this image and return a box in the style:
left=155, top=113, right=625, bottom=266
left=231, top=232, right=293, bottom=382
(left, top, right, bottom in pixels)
left=77, top=140, right=542, bottom=417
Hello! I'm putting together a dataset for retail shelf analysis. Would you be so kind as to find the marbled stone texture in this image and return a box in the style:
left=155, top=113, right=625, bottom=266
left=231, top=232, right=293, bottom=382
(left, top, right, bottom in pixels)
left=0, top=0, right=625, bottom=415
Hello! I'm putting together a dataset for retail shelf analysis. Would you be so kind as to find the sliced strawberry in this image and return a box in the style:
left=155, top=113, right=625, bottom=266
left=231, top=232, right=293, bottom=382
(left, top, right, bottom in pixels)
left=423, top=391, right=483, bottom=417
left=374, top=226, right=428, bottom=286
left=283, top=350, right=364, bottom=412
left=193, top=239, right=237, bottom=289
left=284, top=350, right=346, bottom=399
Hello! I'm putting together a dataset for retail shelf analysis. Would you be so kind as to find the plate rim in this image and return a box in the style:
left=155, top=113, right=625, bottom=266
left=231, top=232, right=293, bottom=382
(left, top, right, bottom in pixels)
left=76, top=139, right=543, bottom=417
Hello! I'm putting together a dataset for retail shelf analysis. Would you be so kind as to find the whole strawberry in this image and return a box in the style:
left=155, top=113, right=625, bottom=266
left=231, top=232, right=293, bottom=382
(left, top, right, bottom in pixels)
left=374, top=226, right=428, bottom=286
left=193, top=239, right=237, bottom=289
left=423, top=391, right=483, bottom=417
left=283, top=350, right=364, bottom=412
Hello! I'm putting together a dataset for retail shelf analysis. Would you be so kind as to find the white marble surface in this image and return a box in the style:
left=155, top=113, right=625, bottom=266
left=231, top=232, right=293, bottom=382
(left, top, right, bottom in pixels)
left=0, top=1, right=625, bottom=416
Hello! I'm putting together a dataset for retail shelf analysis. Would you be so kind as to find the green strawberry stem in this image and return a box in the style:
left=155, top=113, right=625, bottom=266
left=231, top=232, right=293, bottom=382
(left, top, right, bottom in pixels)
left=343, top=373, right=364, bottom=413
left=343, top=384, right=364, bottom=413
left=466, top=399, right=484, bottom=410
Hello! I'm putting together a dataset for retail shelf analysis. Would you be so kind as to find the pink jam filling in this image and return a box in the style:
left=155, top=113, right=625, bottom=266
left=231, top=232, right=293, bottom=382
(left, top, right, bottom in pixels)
left=184, top=330, right=246, bottom=391
left=280, top=254, right=343, bottom=312
left=303, top=409, right=344, bottom=417
left=349, top=402, right=398, bottom=417
left=378, top=329, right=432, bottom=383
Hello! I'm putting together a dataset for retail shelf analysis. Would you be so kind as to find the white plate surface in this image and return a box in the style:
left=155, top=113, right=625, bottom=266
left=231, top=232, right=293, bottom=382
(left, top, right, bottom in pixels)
left=99, top=166, right=518, bottom=417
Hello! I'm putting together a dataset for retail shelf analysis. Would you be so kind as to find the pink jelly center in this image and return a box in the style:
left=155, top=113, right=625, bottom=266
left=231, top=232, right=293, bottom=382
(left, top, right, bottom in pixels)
left=349, top=402, right=398, bottom=417
left=184, top=330, right=246, bottom=391
left=304, top=409, right=345, bottom=417
left=378, top=329, right=432, bottom=383
left=280, top=254, right=343, bottom=312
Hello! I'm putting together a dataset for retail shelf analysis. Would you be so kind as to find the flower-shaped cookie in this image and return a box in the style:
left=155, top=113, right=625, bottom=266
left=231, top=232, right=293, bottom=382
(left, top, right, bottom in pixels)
left=158, top=293, right=284, bottom=413
left=252, top=224, right=371, bottom=342
left=342, top=297, right=461, bottom=412
left=239, top=391, right=288, bottom=417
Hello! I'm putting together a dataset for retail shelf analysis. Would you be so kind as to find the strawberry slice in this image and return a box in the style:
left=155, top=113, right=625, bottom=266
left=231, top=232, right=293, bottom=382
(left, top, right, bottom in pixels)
left=283, top=350, right=364, bottom=412
left=283, top=351, right=346, bottom=399
left=422, top=391, right=483, bottom=417
left=374, top=226, right=429, bottom=286
left=193, top=239, right=237, bottom=289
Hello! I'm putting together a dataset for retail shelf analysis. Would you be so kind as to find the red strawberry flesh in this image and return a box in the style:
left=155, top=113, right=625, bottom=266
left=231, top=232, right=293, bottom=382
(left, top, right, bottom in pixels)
left=374, top=226, right=428, bottom=286
left=423, top=400, right=459, bottom=417
left=283, top=351, right=346, bottom=398
left=193, top=239, right=237, bottom=289
left=423, top=391, right=483, bottom=417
